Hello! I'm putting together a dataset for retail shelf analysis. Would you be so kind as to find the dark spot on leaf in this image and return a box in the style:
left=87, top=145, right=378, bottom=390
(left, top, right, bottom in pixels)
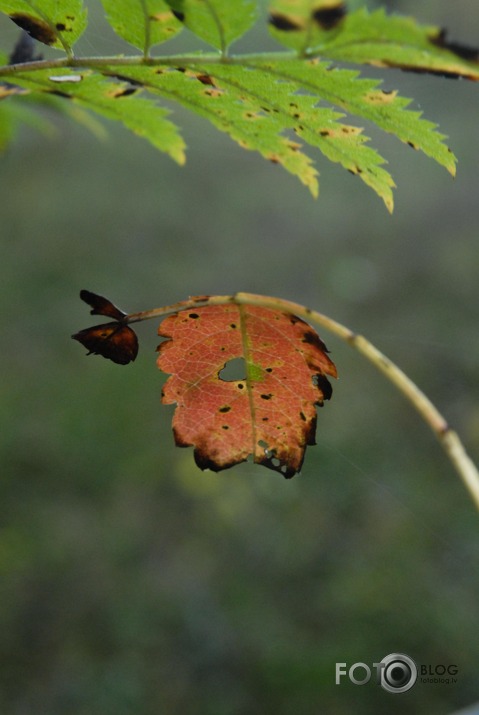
left=230, top=323, right=237, bottom=329
left=113, top=87, right=138, bottom=98
left=312, top=3, right=347, bottom=30
left=55, top=23, right=66, bottom=31
left=189, top=313, right=199, bottom=319
left=265, top=367, right=273, bottom=373
left=262, top=417, right=269, bottom=421
left=219, top=406, right=231, bottom=413
left=268, top=12, right=303, bottom=31
left=261, top=393, right=272, bottom=400
left=237, top=383, right=245, bottom=389
left=407, top=141, right=418, bottom=149
left=110, top=74, right=144, bottom=87
left=302, top=330, right=329, bottom=352
left=222, top=425, right=229, bottom=430
left=197, top=74, right=215, bottom=86
left=300, top=411, right=306, bottom=421
left=10, top=13, right=56, bottom=45
left=320, top=130, right=330, bottom=137
left=48, top=89, right=71, bottom=99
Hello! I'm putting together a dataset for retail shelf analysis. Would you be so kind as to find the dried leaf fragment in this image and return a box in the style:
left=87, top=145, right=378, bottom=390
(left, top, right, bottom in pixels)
left=72, top=290, right=138, bottom=364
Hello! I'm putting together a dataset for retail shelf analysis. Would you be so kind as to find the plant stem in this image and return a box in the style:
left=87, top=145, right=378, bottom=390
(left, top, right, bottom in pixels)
left=126, top=292, right=479, bottom=511
left=0, top=52, right=297, bottom=78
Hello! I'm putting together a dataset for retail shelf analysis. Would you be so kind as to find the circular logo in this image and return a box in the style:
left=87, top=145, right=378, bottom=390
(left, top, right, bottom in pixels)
left=380, top=653, right=417, bottom=693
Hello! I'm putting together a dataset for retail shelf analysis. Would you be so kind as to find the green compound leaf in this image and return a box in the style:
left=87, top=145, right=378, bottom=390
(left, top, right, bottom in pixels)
left=1, top=1, right=478, bottom=208
left=8, top=69, right=186, bottom=164
left=0, top=0, right=87, bottom=53
left=98, top=57, right=457, bottom=210
left=100, top=0, right=183, bottom=54
left=165, top=0, right=257, bottom=52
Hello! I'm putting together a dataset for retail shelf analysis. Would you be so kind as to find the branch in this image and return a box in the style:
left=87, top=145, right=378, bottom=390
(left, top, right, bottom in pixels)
left=126, top=292, right=479, bottom=511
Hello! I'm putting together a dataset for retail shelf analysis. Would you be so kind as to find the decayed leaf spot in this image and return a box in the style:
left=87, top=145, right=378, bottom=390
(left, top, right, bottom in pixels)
left=268, top=12, right=303, bottom=32
left=10, top=13, right=56, bottom=45
left=196, top=74, right=215, bottom=86
left=171, top=10, right=185, bottom=22
left=157, top=304, right=337, bottom=477
left=312, top=3, right=347, bottom=30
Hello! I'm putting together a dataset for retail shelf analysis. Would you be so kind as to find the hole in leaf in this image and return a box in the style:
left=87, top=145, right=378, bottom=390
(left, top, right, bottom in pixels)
left=219, top=357, right=246, bottom=382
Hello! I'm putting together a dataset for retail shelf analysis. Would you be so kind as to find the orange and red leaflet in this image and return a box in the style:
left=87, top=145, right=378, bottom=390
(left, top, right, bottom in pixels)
left=157, top=303, right=337, bottom=477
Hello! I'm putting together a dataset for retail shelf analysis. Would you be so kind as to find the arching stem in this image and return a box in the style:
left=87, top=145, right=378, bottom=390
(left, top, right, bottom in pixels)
left=125, top=291, right=479, bottom=511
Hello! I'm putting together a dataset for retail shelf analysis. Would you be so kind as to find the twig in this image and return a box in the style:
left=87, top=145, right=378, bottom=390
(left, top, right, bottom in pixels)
left=125, top=291, right=479, bottom=511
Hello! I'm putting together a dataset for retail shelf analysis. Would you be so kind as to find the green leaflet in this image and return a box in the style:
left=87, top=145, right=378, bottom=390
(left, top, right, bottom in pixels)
left=269, top=5, right=479, bottom=80
left=104, top=63, right=319, bottom=196
left=9, top=69, right=186, bottom=164
left=0, top=0, right=87, bottom=53
left=316, top=9, right=479, bottom=81
left=182, top=62, right=394, bottom=209
left=100, top=0, right=183, bottom=54
left=253, top=58, right=456, bottom=177
left=165, top=0, right=257, bottom=52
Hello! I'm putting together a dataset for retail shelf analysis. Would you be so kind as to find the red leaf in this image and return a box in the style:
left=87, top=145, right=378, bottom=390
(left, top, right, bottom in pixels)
left=157, top=304, right=337, bottom=477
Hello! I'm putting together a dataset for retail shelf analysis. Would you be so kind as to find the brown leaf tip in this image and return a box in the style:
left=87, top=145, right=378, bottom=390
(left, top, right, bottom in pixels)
left=73, top=290, right=138, bottom=365
left=10, top=13, right=57, bottom=45
left=72, top=323, right=138, bottom=365
left=79, top=289, right=127, bottom=321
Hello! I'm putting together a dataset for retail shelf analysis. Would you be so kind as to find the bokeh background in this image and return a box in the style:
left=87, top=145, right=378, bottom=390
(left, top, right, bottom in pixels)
left=1, top=1, right=478, bottom=713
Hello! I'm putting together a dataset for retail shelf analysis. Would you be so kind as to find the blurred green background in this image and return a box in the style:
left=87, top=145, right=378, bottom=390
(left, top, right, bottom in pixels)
left=1, top=2, right=479, bottom=713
